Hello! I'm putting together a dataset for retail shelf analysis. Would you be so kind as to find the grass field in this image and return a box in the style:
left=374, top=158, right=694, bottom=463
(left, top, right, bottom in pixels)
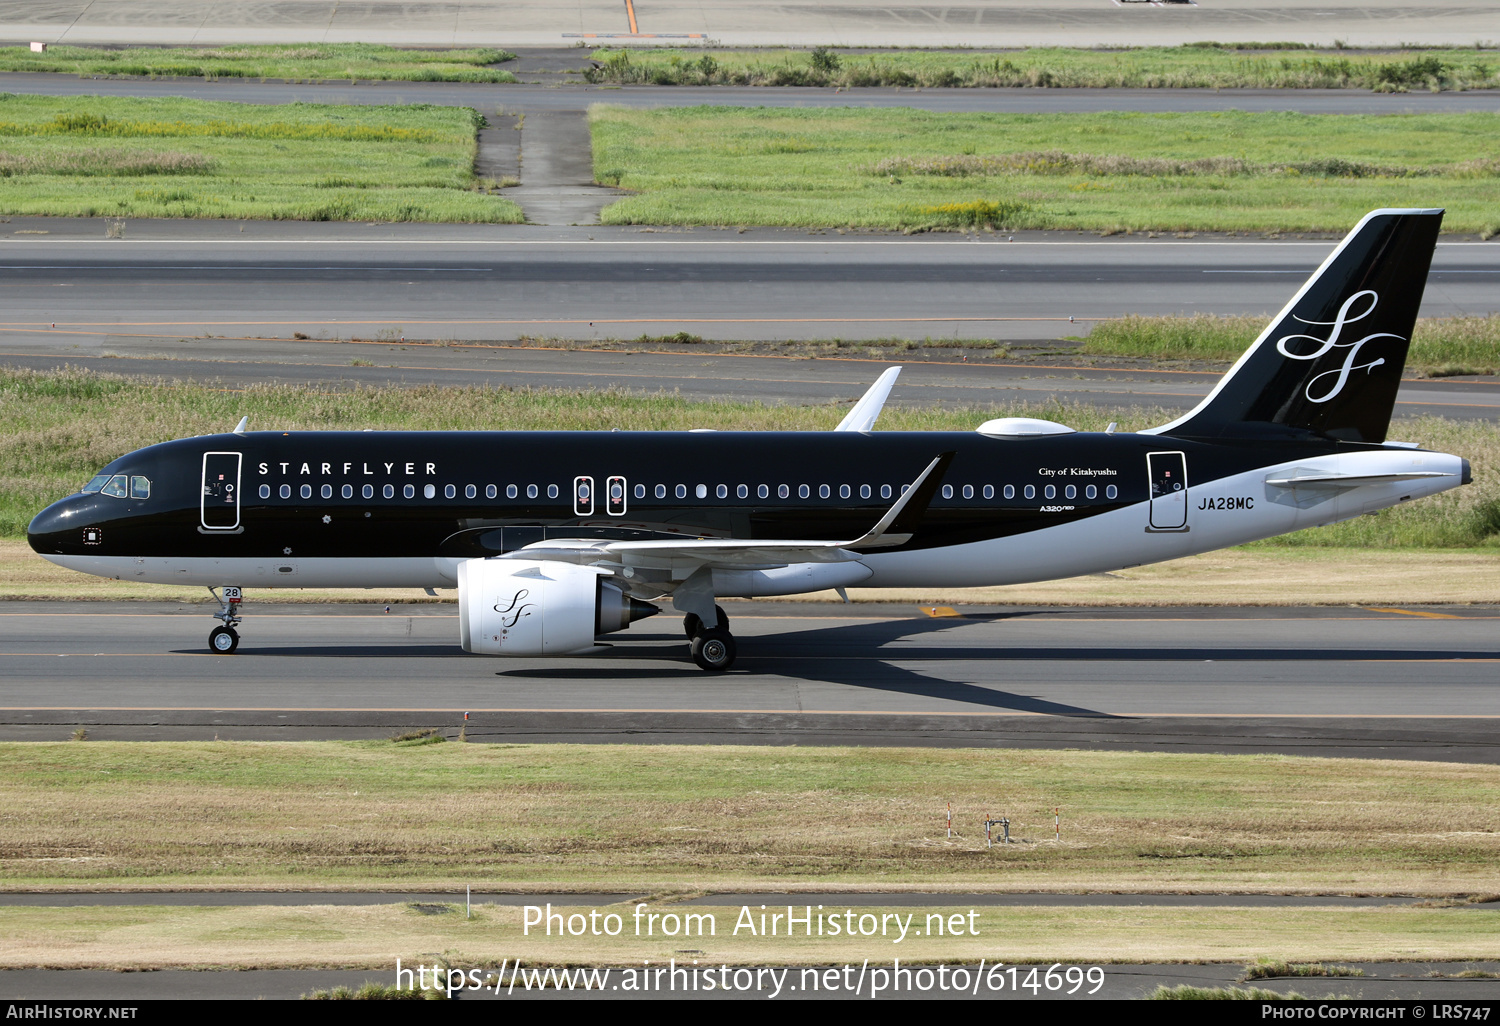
left=5, top=903, right=1498, bottom=970
left=0, top=43, right=517, bottom=83
left=4, top=367, right=1496, bottom=552
left=0, top=94, right=523, bottom=222
left=585, top=45, right=1500, bottom=92
left=1078, top=314, right=1500, bottom=377
left=4, top=742, right=1500, bottom=895
left=589, top=107, right=1500, bottom=234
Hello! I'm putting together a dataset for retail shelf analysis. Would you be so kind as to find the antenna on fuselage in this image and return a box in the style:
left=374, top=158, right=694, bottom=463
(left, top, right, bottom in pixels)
left=233, top=416, right=248, bottom=435
left=835, top=366, right=901, bottom=433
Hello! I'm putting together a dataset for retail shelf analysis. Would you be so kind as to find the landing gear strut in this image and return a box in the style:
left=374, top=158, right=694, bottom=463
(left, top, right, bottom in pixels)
left=208, top=586, right=243, bottom=654
left=682, top=605, right=730, bottom=638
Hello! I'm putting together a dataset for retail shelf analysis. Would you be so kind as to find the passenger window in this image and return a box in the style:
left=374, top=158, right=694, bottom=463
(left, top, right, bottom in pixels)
left=778, top=484, right=790, bottom=499
left=716, top=484, right=728, bottom=499
left=941, top=485, right=953, bottom=499
left=259, top=484, right=271, bottom=499
left=102, top=475, right=128, bottom=498
left=321, top=484, right=332, bottom=499
left=363, top=484, right=374, bottom=499
left=656, top=484, right=667, bottom=499
left=424, top=484, right=435, bottom=499
left=1004, top=485, right=1015, bottom=499
left=465, top=484, right=476, bottom=499
left=280, top=484, right=292, bottom=499
left=1106, top=484, right=1118, bottom=499
left=547, top=484, right=559, bottom=499
left=403, top=484, right=415, bottom=499
left=696, top=484, right=707, bottom=499
left=983, top=485, right=994, bottom=499
left=1024, top=485, right=1035, bottom=499
left=635, top=484, right=646, bottom=499
left=383, top=484, right=394, bottom=498
left=343, top=484, right=353, bottom=499
left=817, top=484, right=828, bottom=499
left=962, top=485, right=973, bottom=499
left=839, top=484, right=850, bottom=499
left=881, top=485, right=892, bottom=499
left=526, top=484, right=538, bottom=499
left=676, top=484, right=687, bottom=499
left=758, top=484, right=769, bottom=499
left=1065, top=485, right=1076, bottom=500
left=82, top=475, right=110, bottom=494
left=1044, top=485, right=1056, bottom=499
left=486, top=485, right=497, bottom=499
left=737, top=484, right=748, bottom=498
left=798, top=484, right=810, bottom=499
left=860, top=485, right=870, bottom=499
left=131, top=476, right=151, bottom=499
left=445, top=484, right=456, bottom=499
left=507, top=484, right=518, bottom=499
left=300, top=484, right=311, bottom=499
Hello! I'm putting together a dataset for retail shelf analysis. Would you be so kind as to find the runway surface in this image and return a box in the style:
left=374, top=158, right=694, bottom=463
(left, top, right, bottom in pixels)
left=5, top=601, right=1500, bottom=760
left=1, top=219, right=1496, bottom=417
left=4, top=0, right=1497, bottom=49
left=3, top=223, right=1493, bottom=346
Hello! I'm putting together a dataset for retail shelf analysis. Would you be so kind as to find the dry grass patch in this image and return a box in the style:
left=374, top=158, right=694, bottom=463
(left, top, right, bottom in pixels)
left=3, top=743, right=1500, bottom=893
left=2, top=903, right=1497, bottom=969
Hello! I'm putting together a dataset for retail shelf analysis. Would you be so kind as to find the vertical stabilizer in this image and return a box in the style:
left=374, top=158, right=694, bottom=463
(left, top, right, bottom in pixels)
left=1147, top=208, right=1443, bottom=443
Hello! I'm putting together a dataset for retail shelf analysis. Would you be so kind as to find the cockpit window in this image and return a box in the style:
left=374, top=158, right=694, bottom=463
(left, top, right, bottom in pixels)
left=82, top=475, right=110, bottom=494
left=130, top=476, right=151, bottom=499
left=100, top=475, right=129, bottom=498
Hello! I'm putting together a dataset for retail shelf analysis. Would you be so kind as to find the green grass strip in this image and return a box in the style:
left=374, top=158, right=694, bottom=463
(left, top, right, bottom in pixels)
left=586, top=45, right=1500, bottom=92
left=0, top=43, right=516, bottom=83
left=1078, top=314, right=1500, bottom=377
left=590, top=106, right=1500, bottom=234
left=0, top=94, right=522, bottom=223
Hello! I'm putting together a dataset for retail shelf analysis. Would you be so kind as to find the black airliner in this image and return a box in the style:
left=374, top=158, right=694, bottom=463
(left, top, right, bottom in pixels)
left=27, top=209, right=1468, bottom=670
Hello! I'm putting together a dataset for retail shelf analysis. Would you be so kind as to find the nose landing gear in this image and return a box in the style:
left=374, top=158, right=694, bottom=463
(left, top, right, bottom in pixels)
left=208, top=586, right=243, bottom=654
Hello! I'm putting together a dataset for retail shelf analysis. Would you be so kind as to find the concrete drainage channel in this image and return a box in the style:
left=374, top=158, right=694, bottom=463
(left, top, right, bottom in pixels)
left=477, top=109, right=625, bottom=226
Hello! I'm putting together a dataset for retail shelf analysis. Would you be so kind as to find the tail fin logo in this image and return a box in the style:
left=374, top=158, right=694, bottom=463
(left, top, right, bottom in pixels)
left=1274, top=290, right=1405, bottom=404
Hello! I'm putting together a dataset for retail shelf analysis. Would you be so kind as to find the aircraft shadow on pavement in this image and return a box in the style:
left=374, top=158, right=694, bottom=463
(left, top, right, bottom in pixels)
left=501, top=616, right=1117, bottom=718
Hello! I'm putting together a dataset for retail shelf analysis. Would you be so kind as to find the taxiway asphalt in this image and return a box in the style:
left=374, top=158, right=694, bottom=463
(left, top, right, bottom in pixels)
left=4, top=601, right=1499, bottom=761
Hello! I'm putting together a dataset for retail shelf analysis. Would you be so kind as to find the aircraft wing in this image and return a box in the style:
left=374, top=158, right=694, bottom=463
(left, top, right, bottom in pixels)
left=502, top=451, right=953, bottom=569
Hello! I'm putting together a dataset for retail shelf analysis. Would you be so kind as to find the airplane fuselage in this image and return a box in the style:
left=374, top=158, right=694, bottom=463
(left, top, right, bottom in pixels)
left=28, top=428, right=1465, bottom=594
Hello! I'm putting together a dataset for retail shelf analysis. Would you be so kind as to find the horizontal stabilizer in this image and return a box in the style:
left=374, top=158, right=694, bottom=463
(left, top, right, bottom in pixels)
left=1264, top=471, right=1454, bottom=488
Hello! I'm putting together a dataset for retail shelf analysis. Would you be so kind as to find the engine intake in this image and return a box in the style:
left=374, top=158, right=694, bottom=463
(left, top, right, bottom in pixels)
left=457, top=558, right=656, bottom=656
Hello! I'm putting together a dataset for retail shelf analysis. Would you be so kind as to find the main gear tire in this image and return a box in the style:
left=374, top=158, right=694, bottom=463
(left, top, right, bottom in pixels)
left=690, top=628, right=736, bottom=671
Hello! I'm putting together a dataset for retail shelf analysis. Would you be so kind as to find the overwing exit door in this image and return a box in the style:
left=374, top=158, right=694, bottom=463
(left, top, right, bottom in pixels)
left=1147, top=451, right=1188, bottom=531
left=201, top=452, right=242, bottom=530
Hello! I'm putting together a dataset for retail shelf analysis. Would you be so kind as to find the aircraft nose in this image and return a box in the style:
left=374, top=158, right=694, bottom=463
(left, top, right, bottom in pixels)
left=27, top=495, right=95, bottom=554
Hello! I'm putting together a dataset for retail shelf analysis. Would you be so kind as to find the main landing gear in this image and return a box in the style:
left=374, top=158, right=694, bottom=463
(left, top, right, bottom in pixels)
left=684, top=605, right=735, bottom=672
left=208, top=586, right=243, bottom=654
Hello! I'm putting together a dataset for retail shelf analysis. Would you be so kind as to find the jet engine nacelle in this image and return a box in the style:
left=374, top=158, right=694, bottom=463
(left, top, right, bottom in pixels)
left=457, top=558, right=657, bottom=656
